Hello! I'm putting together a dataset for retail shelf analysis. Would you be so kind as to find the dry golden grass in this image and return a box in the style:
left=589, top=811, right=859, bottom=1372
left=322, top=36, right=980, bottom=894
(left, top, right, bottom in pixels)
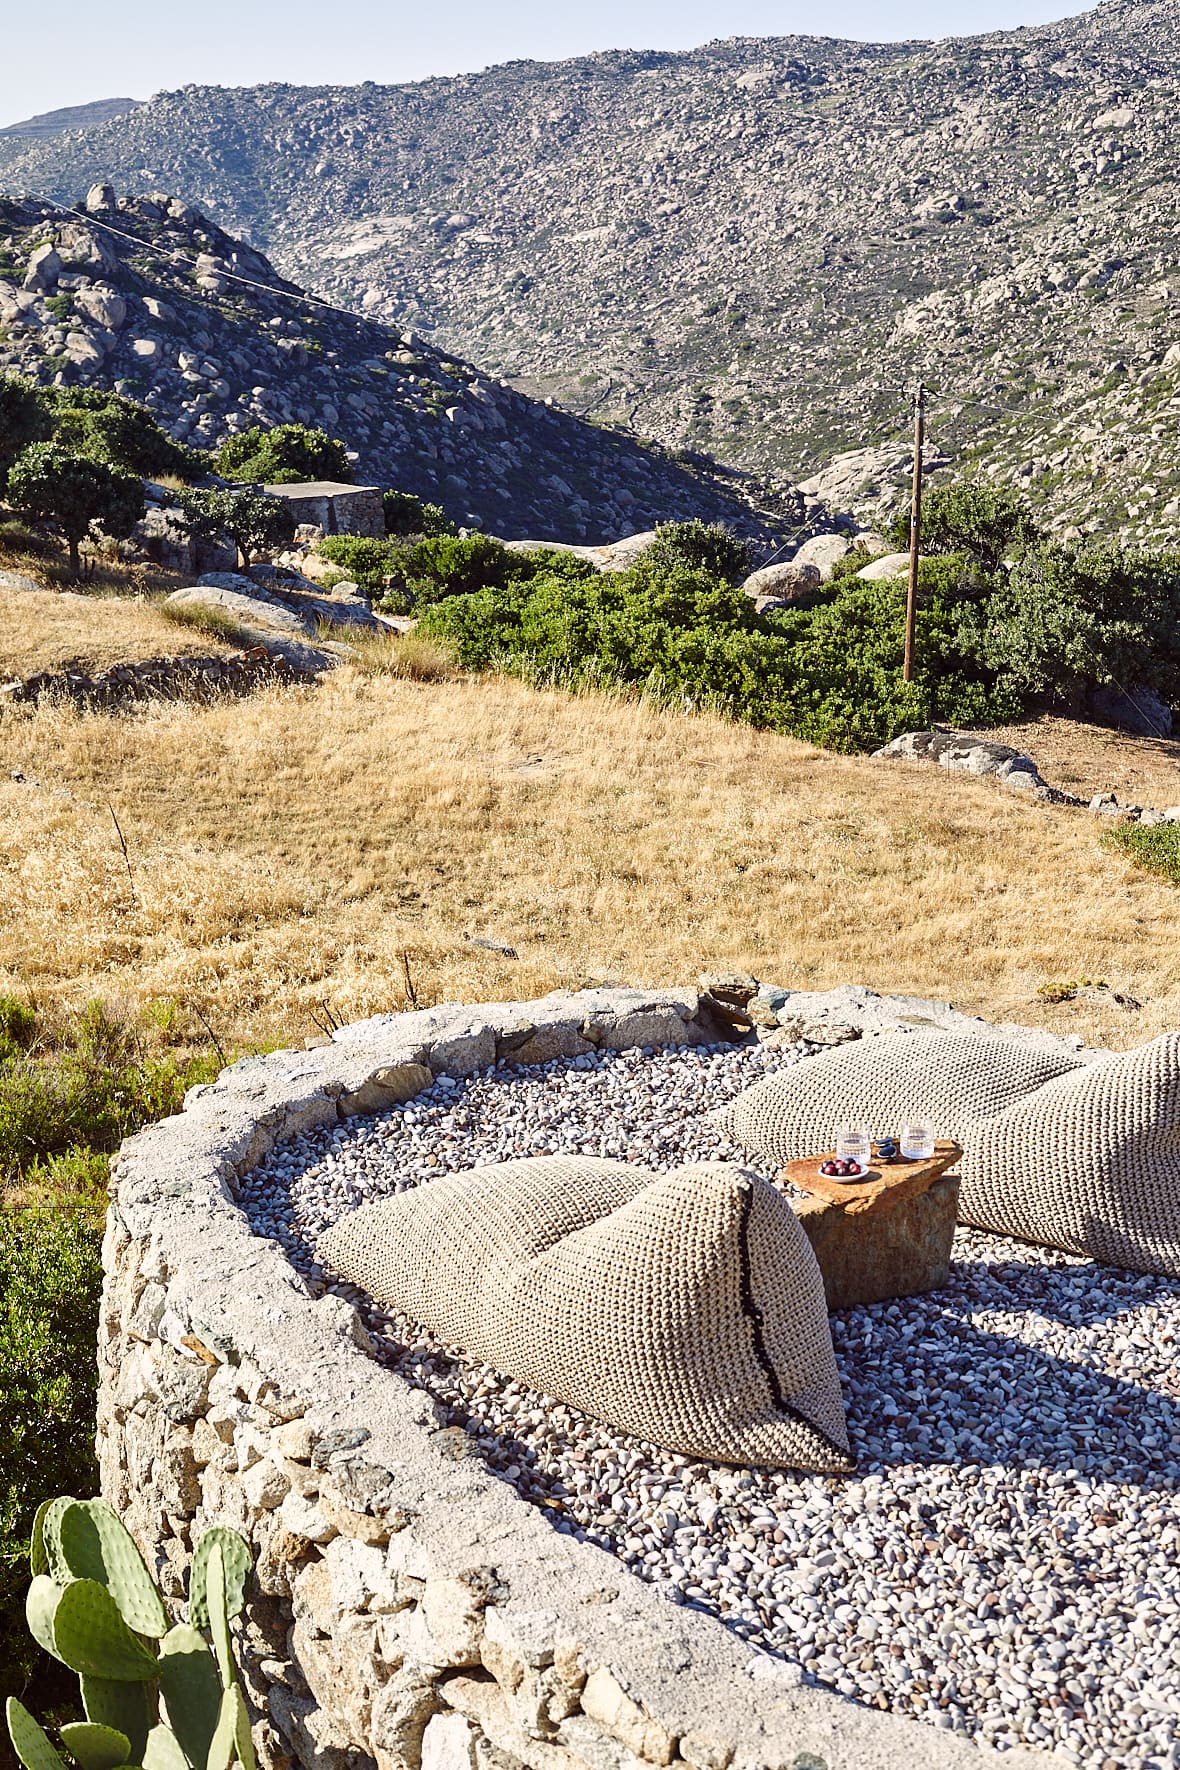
left=1, top=589, right=238, bottom=679
left=969, top=713, right=1180, bottom=809
left=1, top=669, right=1178, bottom=1056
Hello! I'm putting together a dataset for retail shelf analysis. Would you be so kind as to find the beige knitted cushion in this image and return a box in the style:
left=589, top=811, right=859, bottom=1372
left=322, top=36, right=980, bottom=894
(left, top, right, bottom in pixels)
left=960, top=1032, right=1180, bottom=1277
left=713, top=1030, right=1084, bottom=1167
left=318, top=1155, right=851, bottom=1471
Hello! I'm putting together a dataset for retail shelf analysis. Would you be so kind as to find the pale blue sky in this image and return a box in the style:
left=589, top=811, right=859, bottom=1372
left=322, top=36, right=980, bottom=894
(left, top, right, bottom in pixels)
left=2, top=0, right=1094, bottom=130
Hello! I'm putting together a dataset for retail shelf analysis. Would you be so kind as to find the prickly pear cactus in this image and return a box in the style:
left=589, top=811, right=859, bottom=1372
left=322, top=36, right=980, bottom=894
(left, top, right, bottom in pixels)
left=6, top=1499, right=254, bottom=1770
left=188, top=1530, right=250, bottom=1630
left=57, top=1500, right=170, bottom=1638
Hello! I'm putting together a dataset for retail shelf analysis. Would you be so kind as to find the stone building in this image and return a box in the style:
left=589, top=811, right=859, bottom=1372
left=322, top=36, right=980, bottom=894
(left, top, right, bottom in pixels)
left=263, top=481, right=384, bottom=538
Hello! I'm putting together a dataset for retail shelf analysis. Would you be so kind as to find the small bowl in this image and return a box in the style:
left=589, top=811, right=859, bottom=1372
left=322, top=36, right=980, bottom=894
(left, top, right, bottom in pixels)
left=818, top=1160, right=870, bottom=1183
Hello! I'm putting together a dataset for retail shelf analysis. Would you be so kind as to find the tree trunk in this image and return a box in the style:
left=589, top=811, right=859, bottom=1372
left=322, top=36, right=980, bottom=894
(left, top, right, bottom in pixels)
left=67, top=536, right=80, bottom=580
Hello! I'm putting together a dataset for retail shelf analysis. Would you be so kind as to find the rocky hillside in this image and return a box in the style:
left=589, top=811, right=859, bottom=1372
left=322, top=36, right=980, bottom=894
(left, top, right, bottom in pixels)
left=3, top=0, right=1178, bottom=544
left=0, top=192, right=808, bottom=544
left=0, top=99, right=141, bottom=139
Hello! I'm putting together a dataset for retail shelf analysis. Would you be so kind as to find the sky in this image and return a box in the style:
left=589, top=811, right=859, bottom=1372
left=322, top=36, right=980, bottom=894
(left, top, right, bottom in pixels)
left=1, top=0, right=1095, bottom=130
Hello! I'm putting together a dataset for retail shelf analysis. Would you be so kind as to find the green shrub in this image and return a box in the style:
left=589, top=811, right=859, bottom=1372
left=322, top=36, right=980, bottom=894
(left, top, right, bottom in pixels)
left=44, top=389, right=202, bottom=482
left=0, top=377, right=53, bottom=487
left=421, top=559, right=1022, bottom=753
left=958, top=542, right=1180, bottom=710
left=400, top=534, right=524, bottom=604
left=1104, top=821, right=1180, bottom=886
left=641, top=520, right=752, bottom=586
left=0, top=1206, right=103, bottom=1701
left=888, top=480, right=1040, bottom=570
left=382, top=490, right=456, bottom=537
left=316, top=535, right=402, bottom=594
left=216, top=423, right=352, bottom=485
left=0, top=999, right=220, bottom=1198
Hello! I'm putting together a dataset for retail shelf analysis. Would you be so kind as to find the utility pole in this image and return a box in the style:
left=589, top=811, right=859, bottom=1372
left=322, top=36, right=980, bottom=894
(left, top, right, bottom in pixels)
left=903, top=383, right=926, bottom=684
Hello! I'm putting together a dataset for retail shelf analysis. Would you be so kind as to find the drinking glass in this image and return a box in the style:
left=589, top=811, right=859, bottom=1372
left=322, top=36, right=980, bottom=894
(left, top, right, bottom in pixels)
left=835, top=1123, right=872, bottom=1169
left=900, top=1119, right=936, bottom=1160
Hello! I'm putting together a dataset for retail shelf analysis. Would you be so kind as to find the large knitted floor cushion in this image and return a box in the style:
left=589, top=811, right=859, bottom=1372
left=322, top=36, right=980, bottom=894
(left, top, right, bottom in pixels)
left=713, top=1029, right=1085, bottom=1167
left=318, top=1155, right=852, bottom=1471
left=960, top=1032, right=1180, bottom=1277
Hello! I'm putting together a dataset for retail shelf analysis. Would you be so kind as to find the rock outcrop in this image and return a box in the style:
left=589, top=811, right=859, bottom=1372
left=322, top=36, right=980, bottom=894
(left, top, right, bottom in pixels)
left=0, top=194, right=814, bottom=548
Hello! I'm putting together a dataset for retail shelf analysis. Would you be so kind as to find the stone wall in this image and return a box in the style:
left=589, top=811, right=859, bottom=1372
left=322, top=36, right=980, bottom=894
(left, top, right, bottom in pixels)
left=100, top=987, right=1052, bottom=1770
left=2, top=648, right=307, bottom=708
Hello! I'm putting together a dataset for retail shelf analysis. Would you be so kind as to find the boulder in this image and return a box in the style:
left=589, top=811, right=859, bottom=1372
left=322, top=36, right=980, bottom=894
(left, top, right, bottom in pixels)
left=740, top=560, right=822, bottom=600
left=85, top=182, right=116, bottom=214
left=23, top=244, right=61, bottom=291
left=857, top=551, right=912, bottom=581
left=790, top=533, right=851, bottom=579
left=75, top=285, right=127, bottom=331
left=1088, top=683, right=1173, bottom=738
left=501, top=531, right=657, bottom=572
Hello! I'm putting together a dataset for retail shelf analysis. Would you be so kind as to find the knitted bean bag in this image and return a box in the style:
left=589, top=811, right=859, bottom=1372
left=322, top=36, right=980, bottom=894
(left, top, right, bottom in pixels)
left=959, top=1031, right=1180, bottom=1277
left=713, top=1030, right=1084, bottom=1167
left=318, top=1155, right=852, bottom=1471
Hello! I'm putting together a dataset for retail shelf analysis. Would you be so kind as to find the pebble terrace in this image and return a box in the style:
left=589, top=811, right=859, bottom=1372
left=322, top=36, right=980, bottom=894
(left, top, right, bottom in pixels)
left=239, top=1041, right=1180, bottom=1770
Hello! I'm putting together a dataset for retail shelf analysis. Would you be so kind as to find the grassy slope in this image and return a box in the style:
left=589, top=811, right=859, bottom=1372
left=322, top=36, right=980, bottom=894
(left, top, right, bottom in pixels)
left=1, top=660, right=1175, bottom=1055
left=0, top=588, right=239, bottom=679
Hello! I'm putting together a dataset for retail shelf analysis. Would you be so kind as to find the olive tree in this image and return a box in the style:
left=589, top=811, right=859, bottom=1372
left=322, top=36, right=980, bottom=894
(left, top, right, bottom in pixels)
left=6, top=444, right=144, bottom=578
left=176, top=486, right=295, bottom=567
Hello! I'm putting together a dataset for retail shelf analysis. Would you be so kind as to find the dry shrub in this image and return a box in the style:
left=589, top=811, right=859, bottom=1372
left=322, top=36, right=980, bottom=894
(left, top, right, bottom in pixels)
left=344, top=629, right=461, bottom=681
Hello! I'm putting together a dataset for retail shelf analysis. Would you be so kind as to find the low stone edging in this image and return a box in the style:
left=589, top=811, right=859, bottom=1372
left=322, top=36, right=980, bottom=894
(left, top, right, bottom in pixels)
left=102, top=986, right=1062, bottom=1770
left=1, top=647, right=309, bottom=709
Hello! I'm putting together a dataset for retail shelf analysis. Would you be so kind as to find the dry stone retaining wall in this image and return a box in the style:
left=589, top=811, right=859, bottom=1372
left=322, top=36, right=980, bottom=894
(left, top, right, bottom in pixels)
left=101, top=986, right=1055, bottom=1770
left=2, top=648, right=306, bottom=709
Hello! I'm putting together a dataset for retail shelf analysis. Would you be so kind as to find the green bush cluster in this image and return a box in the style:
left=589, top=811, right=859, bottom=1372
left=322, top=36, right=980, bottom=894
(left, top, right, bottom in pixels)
left=0, top=997, right=223, bottom=1711
left=215, top=423, right=352, bottom=486
left=0, top=1207, right=104, bottom=1703
left=0, top=997, right=220, bottom=1201
left=420, top=555, right=1018, bottom=752
left=42, top=388, right=203, bottom=482
left=382, top=489, right=456, bottom=537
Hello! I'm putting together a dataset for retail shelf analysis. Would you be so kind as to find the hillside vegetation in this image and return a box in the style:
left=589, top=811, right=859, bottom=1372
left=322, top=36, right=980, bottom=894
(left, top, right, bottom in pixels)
left=5, top=0, right=1180, bottom=541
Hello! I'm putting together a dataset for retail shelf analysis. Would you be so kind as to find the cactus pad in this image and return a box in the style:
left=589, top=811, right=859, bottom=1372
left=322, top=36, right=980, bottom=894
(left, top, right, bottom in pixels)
left=26, top=1576, right=64, bottom=1664
left=30, top=1500, right=53, bottom=1579
left=141, top=1727, right=187, bottom=1770
left=58, top=1723, right=132, bottom=1770
left=42, top=1499, right=78, bottom=1588
left=79, top=1682, right=152, bottom=1767
left=51, top=1581, right=160, bottom=1682
left=187, top=1531, right=250, bottom=1631
left=203, top=1546, right=233, bottom=1692
left=57, top=1503, right=169, bottom=1639
left=158, top=1626, right=221, bottom=1770
left=6, top=1700, right=68, bottom=1770
left=203, top=1691, right=239, bottom=1770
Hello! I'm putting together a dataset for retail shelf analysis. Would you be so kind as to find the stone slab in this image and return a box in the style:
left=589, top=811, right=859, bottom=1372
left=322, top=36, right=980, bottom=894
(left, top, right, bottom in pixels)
left=793, top=1172, right=962, bottom=1309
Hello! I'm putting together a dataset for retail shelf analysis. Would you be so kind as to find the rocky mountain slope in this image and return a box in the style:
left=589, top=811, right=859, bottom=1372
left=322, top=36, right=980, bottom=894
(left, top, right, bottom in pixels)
left=0, top=191, right=807, bottom=543
left=0, top=99, right=140, bottom=139
left=3, top=0, right=1180, bottom=544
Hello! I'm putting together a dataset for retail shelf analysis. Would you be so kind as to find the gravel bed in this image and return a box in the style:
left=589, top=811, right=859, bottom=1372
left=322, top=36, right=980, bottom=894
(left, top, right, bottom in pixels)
left=240, top=1042, right=1180, bottom=1770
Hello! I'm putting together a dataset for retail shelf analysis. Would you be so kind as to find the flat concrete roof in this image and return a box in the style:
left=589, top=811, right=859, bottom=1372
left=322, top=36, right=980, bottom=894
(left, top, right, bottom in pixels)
left=263, top=482, right=380, bottom=498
